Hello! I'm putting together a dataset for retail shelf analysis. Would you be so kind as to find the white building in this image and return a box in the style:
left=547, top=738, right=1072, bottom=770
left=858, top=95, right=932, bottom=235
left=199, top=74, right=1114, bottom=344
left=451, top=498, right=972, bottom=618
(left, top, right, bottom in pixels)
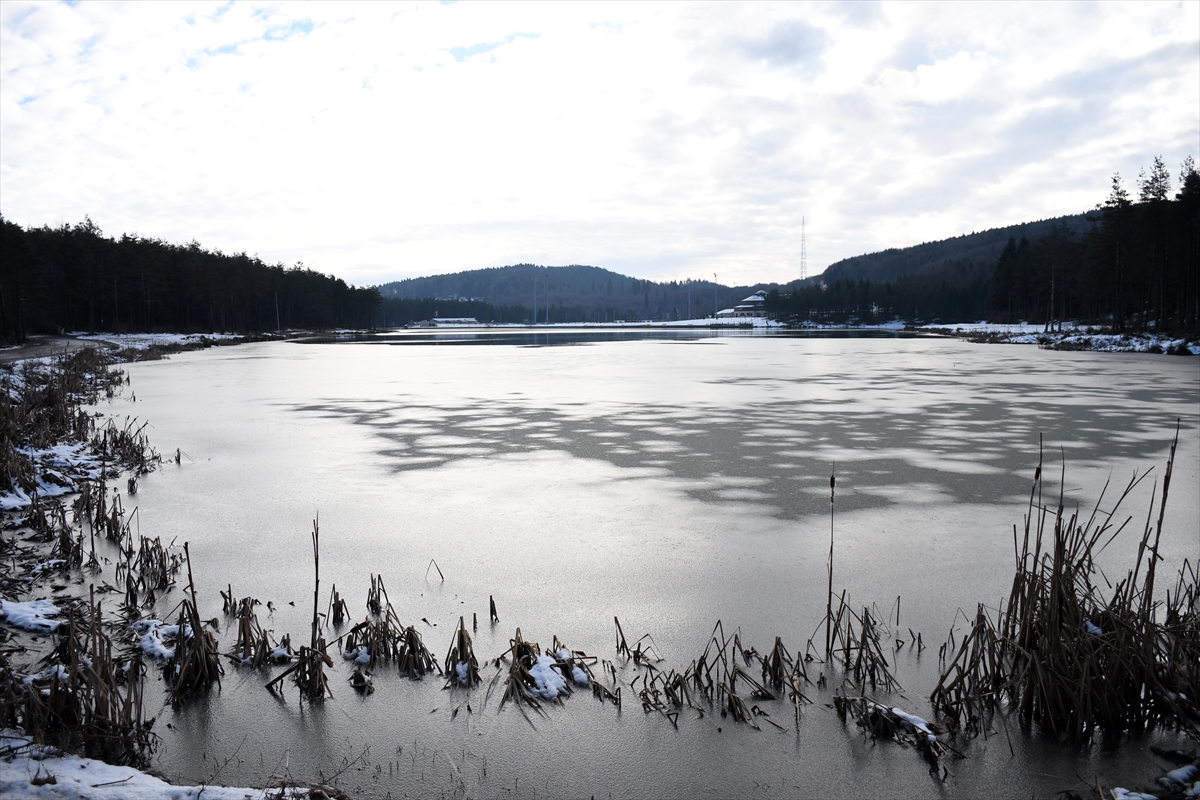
left=716, top=290, right=768, bottom=318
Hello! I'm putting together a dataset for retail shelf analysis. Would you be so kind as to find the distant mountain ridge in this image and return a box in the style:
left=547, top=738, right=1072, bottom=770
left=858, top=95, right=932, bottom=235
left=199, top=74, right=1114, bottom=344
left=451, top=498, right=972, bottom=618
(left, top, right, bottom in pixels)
left=377, top=264, right=760, bottom=321
left=373, top=211, right=1095, bottom=321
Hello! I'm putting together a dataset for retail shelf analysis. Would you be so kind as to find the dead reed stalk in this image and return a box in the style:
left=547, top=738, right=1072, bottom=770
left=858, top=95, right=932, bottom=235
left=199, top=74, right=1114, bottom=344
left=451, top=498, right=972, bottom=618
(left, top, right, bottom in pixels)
left=266, top=519, right=333, bottom=700
left=834, top=693, right=958, bottom=779
left=444, top=616, right=481, bottom=688
left=164, top=544, right=223, bottom=704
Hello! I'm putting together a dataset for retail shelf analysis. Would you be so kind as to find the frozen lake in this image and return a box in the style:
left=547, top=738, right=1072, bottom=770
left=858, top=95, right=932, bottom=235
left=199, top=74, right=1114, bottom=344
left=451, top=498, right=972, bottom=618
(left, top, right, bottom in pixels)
left=103, top=330, right=1198, bottom=798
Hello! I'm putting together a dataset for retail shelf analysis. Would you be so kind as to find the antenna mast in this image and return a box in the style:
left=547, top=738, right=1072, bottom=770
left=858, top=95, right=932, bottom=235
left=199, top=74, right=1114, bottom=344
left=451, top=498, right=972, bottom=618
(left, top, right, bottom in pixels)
left=801, top=216, right=807, bottom=281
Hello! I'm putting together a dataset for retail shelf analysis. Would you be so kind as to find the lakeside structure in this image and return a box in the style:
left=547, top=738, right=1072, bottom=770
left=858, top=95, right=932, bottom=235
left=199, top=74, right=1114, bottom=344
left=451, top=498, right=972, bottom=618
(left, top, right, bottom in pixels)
left=710, top=292, right=768, bottom=321
left=717, top=290, right=768, bottom=319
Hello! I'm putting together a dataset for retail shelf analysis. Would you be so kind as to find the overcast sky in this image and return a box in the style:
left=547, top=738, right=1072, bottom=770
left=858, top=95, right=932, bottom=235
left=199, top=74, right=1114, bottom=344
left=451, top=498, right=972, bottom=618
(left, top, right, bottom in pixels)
left=2, top=1, right=1197, bottom=287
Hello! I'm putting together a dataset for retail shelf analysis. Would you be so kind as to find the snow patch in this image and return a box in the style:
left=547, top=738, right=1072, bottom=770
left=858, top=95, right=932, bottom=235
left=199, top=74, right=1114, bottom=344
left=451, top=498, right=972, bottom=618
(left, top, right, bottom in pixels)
left=343, top=646, right=370, bottom=665
left=1162, top=765, right=1199, bottom=787
left=131, top=619, right=189, bottom=661
left=0, top=728, right=311, bottom=799
left=0, top=598, right=62, bottom=632
left=528, top=654, right=567, bottom=699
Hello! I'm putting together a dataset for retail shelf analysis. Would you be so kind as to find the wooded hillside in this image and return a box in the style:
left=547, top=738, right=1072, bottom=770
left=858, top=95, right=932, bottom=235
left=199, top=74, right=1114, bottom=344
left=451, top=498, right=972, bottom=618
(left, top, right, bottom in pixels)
left=768, top=157, right=1199, bottom=330
left=1, top=218, right=380, bottom=343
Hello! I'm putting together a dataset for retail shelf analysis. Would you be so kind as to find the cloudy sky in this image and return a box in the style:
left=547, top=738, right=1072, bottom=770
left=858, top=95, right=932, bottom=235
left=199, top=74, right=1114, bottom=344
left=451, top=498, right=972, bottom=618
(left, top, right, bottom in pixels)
left=1, top=1, right=1197, bottom=287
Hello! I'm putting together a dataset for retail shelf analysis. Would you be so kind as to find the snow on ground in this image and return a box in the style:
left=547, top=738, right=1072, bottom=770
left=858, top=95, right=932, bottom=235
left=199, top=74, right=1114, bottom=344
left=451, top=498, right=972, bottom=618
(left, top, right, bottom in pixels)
left=0, top=730, right=309, bottom=799
left=645, top=317, right=785, bottom=328
left=0, top=442, right=103, bottom=511
left=0, top=599, right=62, bottom=632
left=68, top=332, right=242, bottom=350
left=435, top=318, right=785, bottom=329
left=921, top=321, right=1051, bottom=334
left=920, top=321, right=1200, bottom=355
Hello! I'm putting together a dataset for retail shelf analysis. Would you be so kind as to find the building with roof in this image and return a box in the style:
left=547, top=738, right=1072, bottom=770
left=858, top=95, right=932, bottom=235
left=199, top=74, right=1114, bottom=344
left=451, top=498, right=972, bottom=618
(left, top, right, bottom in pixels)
left=716, top=290, right=768, bottom=318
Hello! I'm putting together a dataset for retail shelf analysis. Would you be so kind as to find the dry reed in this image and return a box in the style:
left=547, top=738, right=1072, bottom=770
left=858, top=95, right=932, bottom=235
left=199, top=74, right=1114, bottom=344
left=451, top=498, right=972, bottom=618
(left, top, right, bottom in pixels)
left=0, top=588, right=156, bottom=768
left=443, top=616, right=481, bottom=688
left=930, top=429, right=1198, bottom=743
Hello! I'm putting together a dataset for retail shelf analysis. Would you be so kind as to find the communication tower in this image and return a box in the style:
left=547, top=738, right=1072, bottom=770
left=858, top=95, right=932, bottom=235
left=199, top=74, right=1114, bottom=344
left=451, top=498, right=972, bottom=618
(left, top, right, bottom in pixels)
left=800, top=217, right=807, bottom=281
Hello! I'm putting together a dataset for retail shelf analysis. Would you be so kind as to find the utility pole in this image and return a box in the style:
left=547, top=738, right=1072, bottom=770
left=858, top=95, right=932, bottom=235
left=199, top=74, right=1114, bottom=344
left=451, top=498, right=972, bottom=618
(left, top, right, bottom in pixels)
left=687, top=280, right=691, bottom=320
left=274, top=292, right=281, bottom=333
left=533, top=277, right=537, bottom=326
left=801, top=217, right=807, bottom=281
left=713, top=273, right=718, bottom=320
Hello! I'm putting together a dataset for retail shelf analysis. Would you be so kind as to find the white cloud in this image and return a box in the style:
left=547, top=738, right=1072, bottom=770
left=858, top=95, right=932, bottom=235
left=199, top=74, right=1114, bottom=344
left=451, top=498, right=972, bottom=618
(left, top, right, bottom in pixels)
left=1, top=0, right=1196, bottom=287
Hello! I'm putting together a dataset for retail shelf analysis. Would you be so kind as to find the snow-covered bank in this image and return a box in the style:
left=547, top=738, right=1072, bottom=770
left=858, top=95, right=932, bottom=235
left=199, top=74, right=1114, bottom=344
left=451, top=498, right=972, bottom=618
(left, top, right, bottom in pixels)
left=644, top=317, right=785, bottom=328
left=921, top=322, right=1200, bottom=355
left=0, top=443, right=102, bottom=511
left=0, top=730, right=317, bottom=799
left=68, top=332, right=243, bottom=351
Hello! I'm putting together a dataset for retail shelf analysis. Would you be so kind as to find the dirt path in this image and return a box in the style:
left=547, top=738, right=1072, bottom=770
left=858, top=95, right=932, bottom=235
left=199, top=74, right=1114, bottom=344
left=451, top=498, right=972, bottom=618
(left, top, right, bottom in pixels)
left=0, top=335, right=113, bottom=364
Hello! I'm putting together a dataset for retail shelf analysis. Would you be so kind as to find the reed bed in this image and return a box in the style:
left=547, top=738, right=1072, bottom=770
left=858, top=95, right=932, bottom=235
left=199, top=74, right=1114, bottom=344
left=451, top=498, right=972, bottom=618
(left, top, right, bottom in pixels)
left=342, top=608, right=405, bottom=668
left=1, top=349, right=117, bottom=492
left=930, top=431, right=1198, bottom=742
left=0, top=588, right=155, bottom=768
left=226, top=595, right=293, bottom=668
left=616, top=619, right=810, bottom=731
left=825, top=597, right=901, bottom=694
left=366, top=574, right=389, bottom=616
left=91, top=417, right=160, bottom=478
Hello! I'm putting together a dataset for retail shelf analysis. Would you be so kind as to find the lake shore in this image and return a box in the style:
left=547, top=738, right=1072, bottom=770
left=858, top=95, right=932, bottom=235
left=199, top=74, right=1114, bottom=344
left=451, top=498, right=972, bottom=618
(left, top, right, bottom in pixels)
left=918, top=322, right=1200, bottom=355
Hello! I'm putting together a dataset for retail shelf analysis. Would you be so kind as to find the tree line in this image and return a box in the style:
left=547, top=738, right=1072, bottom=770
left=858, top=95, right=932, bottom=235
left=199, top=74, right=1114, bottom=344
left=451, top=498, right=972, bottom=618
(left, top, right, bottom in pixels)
left=765, top=259, right=993, bottom=325
left=1, top=217, right=380, bottom=343
left=767, top=157, right=1199, bottom=331
left=990, top=157, right=1199, bottom=331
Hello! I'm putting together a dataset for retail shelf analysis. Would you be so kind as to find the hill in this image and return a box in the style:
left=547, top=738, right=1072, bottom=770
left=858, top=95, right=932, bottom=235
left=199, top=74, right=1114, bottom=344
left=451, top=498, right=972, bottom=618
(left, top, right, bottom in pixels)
left=377, top=214, right=1095, bottom=322
left=377, top=264, right=769, bottom=322
left=374, top=162, right=1198, bottom=331
left=817, top=212, right=1092, bottom=286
